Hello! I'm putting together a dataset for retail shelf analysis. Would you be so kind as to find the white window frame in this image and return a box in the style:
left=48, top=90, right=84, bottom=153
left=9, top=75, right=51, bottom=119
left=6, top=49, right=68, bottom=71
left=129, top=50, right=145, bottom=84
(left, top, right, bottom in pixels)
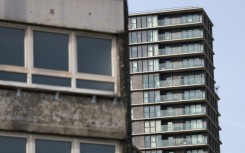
left=0, top=22, right=28, bottom=79
left=0, top=22, right=119, bottom=96
left=0, top=132, right=120, bottom=153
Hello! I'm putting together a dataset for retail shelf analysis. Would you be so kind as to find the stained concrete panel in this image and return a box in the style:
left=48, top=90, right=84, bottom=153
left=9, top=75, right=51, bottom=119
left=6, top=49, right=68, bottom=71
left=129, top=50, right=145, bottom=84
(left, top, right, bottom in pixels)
left=0, top=89, right=126, bottom=139
left=0, top=0, right=124, bottom=33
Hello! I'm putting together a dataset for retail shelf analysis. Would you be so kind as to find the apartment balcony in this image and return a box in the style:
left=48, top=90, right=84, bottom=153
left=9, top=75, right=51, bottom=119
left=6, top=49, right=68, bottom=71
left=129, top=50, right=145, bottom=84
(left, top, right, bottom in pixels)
left=158, top=16, right=201, bottom=27
left=159, top=62, right=203, bottom=71
left=157, top=78, right=204, bottom=88
left=160, top=109, right=205, bottom=118
left=158, top=49, right=202, bottom=57
left=158, top=33, right=203, bottom=42
left=160, top=94, right=204, bottom=103
left=144, top=137, right=207, bottom=149
left=161, top=124, right=206, bottom=132
left=161, top=138, right=206, bottom=147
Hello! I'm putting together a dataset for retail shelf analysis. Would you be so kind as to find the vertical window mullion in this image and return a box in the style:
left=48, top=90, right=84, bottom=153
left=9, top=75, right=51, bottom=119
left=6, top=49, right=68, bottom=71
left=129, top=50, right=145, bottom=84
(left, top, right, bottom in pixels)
left=27, top=27, right=33, bottom=85
left=70, top=32, right=76, bottom=89
left=28, top=135, right=35, bottom=153
left=73, top=139, right=79, bottom=153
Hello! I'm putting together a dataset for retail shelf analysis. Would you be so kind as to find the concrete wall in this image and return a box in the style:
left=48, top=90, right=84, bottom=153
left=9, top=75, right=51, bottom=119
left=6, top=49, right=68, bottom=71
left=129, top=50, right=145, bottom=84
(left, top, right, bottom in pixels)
left=0, top=0, right=124, bottom=33
left=0, top=88, right=127, bottom=139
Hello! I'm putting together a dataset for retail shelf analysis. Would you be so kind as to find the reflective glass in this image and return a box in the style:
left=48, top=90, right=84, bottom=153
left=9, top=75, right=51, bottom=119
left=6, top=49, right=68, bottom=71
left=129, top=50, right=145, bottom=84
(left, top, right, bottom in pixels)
left=76, top=80, right=114, bottom=91
left=80, top=143, right=115, bottom=153
left=0, top=71, right=26, bottom=82
left=36, top=139, right=71, bottom=153
left=145, top=136, right=151, bottom=148
left=0, top=26, right=24, bottom=66
left=77, top=36, right=112, bottom=75
left=32, top=75, right=71, bottom=87
left=131, top=46, right=137, bottom=58
left=0, top=136, right=26, bottom=153
left=144, top=106, right=150, bottom=118
left=34, top=31, right=69, bottom=71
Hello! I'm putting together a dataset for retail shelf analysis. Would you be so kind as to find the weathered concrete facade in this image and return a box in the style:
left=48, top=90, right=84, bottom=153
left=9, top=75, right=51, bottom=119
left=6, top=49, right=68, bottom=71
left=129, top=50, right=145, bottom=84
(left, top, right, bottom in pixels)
left=0, top=0, right=124, bottom=33
left=0, top=0, right=132, bottom=152
left=0, top=88, right=127, bottom=139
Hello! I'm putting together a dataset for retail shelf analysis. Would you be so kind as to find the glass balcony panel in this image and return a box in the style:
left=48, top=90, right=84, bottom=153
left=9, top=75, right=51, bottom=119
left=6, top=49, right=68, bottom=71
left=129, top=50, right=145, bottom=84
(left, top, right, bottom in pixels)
left=158, top=34, right=164, bottom=41
left=158, top=20, right=164, bottom=26
left=164, top=18, right=171, bottom=25
left=164, top=32, right=171, bottom=40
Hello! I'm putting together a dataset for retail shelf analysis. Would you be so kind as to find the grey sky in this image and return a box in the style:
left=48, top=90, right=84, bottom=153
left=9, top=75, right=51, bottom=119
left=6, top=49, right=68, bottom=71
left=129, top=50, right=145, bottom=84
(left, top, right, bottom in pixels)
left=128, top=0, right=245, bottom=152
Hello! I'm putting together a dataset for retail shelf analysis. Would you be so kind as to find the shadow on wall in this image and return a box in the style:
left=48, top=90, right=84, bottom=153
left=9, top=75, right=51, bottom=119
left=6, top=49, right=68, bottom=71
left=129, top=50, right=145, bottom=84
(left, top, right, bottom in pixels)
left=4, top=0, right=26, bottom=21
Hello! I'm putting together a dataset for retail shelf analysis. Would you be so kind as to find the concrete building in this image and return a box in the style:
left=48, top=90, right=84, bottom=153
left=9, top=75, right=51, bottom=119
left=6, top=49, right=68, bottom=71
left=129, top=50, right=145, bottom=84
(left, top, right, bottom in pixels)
left=129, top=7, right=221, bottom=153
left=0, top=0, right=133, bottom=153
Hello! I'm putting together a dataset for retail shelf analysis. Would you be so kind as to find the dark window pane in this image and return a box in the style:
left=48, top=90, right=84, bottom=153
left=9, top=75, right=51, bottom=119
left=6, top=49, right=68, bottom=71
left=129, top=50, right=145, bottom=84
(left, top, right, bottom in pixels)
left=142, top=16, right=147, bottom=28
left=0, top=71, right=26, bottom=82
left=0, top=26, right=24, bottom=66
left=77, top=80, right=114, bottom=91
left=36, top=139, right=71, bottom=153
left=0, top=136, right=26, bottom=153
left=80, top=143, right=115, bottom=153
left=77, top=36, right=112, bottom=76
left=34, top=31, right=69, bottom=71
left=32, top=75, right=71, bottom=87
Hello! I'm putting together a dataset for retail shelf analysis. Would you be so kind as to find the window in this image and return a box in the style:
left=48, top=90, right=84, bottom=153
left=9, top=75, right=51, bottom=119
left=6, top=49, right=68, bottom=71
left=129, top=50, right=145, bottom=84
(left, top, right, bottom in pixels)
left=0, top=23, right=118, bottom=95
left=80, top=143, right=115, bottom=153
left=144, top=92, right=149, bottom=103
left=148, top=45, right=154, bottom=57
left=130, top=17, right=137, bottom=29
left=147, top=30, right=158, bottom=42
left=144, top=106, right=160, bottom=118
left=0, top=136, right=26, bottom=153
left=148, top=60, right=154, bottom=71
left=77, top=36, right=112, bottom=76
left=136, top=17, right=142, bottom=29
left=142, top=16, right=147, bottom=28
left=130, top=46, right=138, bottom=58
left=0, top=133, right=118, bottom=153
left=187, top=15, right=193, bottom=23
left=183, top=89, right=204, bottom=100
left=132, top=61, right=138, bottom=73
left=0, top=26, right=26, bottom=83
left=142, top=31, right=147, bottom=42
left=130, top=32, right=137, bottom=44
left=0, top=26, right=25, bottom=66
left=36, top=139, right=71, bottom=153
left=147, top=16, right=153, bottom=27
left=145, top=135, right=162, bottom=148
left=145, top=136, right=151, bottom=148
left=34, top=31, right=69, bottom=71
left=146, top=150, right=162, bottom=153
left=187, top=150, right=205, bottom=153
left=144, top=91, right=160, bottom=103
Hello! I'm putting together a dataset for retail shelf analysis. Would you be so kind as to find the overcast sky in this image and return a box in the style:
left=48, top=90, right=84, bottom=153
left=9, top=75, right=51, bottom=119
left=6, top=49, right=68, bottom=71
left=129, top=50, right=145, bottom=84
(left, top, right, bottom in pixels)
left=128, top=0, right=245, bottom=152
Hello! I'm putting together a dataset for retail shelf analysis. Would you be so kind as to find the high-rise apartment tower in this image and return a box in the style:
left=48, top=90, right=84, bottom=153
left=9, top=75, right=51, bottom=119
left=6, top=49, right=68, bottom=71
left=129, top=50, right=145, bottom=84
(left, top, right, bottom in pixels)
left=129, top=7, right=221, bottom=153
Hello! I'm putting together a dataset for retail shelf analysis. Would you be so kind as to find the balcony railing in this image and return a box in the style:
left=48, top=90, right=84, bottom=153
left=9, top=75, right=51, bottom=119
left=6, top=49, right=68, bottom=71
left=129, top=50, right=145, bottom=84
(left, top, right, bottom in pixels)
left=158, top=18, right=201, bottom=27
left=158, top=48, right=202, bottom=56
left=160, top=94, right=204, bottom=102
left=160, top=109, right=205, bottom=117
left=158, top=78, right=204, bottom=88
left=161, top=124, right=206, bottom=132
left=145, top=137, right=207, bottom=148
left=161, top=138, right=206, bottom=147
left=158, top=32, right=203, bottom=41
left=159, top=62, right=203, bottom=70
